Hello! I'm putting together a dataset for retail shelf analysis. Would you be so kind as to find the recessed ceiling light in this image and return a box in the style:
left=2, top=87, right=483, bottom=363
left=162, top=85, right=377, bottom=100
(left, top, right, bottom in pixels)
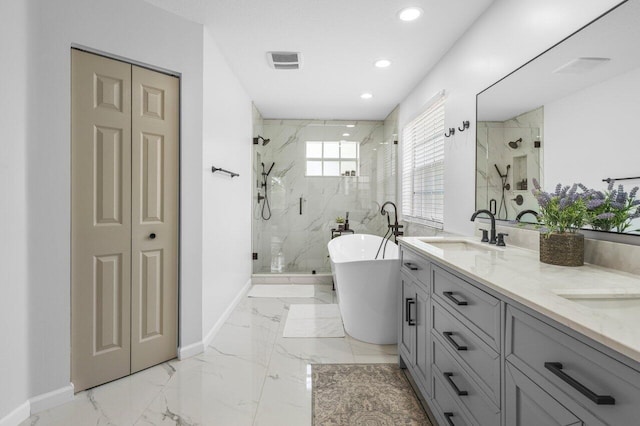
left=360, top=93, right=373, bottom=100
left=398, top=7, right=423, bottom=22
left=374, top=59, right=391, bottom=68
left=346, top=124, right=355, bottom=128
left=343, top=133, right=350, bottom=137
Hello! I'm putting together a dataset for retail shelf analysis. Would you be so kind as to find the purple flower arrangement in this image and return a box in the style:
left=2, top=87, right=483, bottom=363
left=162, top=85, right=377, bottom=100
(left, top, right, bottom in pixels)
left=531, top=179, right=588, bottom=235
left=585, top=181, right=640, bottom=233
left=532, top=179, right=640, bottom=234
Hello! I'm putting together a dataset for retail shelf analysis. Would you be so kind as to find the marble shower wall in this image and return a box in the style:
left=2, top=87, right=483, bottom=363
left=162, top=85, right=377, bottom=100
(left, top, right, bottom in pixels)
left=252, top=119, right=397, bottom=273
left=477, top=107, right=543, bottom=220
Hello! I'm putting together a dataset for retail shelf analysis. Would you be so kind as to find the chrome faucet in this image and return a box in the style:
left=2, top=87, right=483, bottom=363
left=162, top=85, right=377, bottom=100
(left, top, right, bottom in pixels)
left=515, top=209, right=539, bottom=223
left=471, top=209, right=497, bottom=244
left=381, top=201, right=403, bottom=243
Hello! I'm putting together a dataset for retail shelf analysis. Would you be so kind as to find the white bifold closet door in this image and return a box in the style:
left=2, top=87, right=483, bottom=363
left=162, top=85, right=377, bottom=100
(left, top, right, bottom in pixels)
left=71, top=49, right=179, bottom=392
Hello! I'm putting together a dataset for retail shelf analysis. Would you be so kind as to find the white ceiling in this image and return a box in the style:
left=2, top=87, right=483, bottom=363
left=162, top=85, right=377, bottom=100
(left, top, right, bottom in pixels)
left=144, top=0, right=495, bottom=120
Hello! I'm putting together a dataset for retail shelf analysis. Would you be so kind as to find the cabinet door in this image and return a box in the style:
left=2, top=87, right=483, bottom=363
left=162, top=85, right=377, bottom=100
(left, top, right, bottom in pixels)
left=505, top=362, right=583, bottom=426
left=415, top=283, right=430, bottom=395
left=399, top=272, right=416, bottom=364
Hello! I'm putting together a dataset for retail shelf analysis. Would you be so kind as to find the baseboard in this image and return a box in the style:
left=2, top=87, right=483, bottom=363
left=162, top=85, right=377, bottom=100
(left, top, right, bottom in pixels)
left=0, top=401, right=30, bottom=426
left=178, top=278, right=252, bottom=359
left=29, top=383, right=74, bottom=414
left=178, top=340, right=204, bottom=360
left=202, top=278, right=252, bottom=349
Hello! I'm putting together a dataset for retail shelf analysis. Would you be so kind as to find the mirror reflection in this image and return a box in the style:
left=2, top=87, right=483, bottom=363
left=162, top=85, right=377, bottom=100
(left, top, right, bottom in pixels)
left=476, top=0, right=640, bottom=234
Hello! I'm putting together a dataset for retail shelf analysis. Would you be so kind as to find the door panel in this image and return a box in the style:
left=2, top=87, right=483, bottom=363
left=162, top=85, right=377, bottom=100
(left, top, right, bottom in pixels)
left=71, top=49, right=132, bottom=391
left=131, top=65, right=179, bottom=373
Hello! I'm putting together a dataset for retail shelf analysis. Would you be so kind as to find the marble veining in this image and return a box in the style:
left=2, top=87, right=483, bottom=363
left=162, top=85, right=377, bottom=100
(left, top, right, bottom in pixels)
left=253, top=119, right=397, bottom=274
left=400, top=235, right=640, bottom=364
left=23, top=285, right=397, bottom=426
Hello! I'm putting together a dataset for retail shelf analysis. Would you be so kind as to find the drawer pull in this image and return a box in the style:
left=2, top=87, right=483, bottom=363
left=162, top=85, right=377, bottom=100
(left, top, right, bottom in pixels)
left=443, top=291, right=468, bottom=306
left=544, top=362, right=615, bottom=405
left=405, top=298, right=416, bottom=326
left=404, top=262, right=419, bottom=271
left=443, top=412, right=456, bottom=426
left=443, top=331, right=467, bottom=351
left=443, top=372, right=468, bottom=396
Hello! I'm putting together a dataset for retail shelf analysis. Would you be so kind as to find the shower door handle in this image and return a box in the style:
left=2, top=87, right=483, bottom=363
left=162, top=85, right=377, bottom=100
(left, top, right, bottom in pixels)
left=299, top=197, right=303, bottom=215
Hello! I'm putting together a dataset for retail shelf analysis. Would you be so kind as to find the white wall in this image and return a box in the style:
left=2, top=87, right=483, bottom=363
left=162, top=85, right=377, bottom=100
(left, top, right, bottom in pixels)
left=545, top=66, right=640, bottom=190
left=27, top=0, right=205, bottom=402
left=0, top=0, right=30, bottom=421
left=201, top=28, right=253, bottom=339
left=398, top=0, right=622, bottom=235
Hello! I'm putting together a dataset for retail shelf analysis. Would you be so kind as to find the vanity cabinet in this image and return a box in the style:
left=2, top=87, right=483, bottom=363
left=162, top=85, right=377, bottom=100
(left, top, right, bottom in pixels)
left=400, top=261, right=431, bottom=397
left=398, top=243, right=640, bottom=426
left=505, top=361, right=585, bottom=426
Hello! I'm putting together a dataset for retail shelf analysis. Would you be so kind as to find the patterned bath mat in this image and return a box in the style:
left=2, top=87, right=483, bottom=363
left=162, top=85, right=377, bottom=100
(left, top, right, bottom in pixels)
left=247, top=284, right=315, bottom=298
left=312, top=364, right=431, bottom=425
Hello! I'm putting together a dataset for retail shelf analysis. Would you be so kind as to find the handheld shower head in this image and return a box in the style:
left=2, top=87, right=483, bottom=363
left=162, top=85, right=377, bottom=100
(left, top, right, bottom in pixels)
left=262, top=138, right=270, bottom=146
left=508, top=138, right=523, bottom=149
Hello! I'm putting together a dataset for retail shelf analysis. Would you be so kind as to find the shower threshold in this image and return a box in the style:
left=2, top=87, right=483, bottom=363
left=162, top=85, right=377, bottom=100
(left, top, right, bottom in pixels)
left=252, top=273, right=333, bottom=285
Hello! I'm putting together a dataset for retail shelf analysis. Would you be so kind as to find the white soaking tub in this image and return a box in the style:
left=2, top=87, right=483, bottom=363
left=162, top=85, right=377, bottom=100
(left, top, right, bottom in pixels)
left=327, top=234, right=400, bottom=344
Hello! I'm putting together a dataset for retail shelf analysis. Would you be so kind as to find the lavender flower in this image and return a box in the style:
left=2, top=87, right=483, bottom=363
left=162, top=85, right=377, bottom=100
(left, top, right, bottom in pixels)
left=586, top=181, right=640, bottom=233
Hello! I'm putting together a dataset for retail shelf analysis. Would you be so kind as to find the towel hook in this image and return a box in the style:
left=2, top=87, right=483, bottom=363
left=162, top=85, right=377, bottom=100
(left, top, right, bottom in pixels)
left=458, top=121, right=470, bottom=132
left=444, top=128, right=455, bottom=138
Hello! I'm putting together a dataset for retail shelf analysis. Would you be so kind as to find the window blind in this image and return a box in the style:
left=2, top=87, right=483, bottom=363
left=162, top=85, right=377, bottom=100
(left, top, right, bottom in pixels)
left=401, top=94, right=445, bottom=229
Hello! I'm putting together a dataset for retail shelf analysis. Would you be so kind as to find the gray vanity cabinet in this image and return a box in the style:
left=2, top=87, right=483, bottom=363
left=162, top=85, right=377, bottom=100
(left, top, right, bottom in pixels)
left=399, top=249, right=431, bottom=397
left=505, top=361, right=584, bottom=426
left=398, top=242, right=640, bottom=426
left=400, top=271, right=416, bottom=363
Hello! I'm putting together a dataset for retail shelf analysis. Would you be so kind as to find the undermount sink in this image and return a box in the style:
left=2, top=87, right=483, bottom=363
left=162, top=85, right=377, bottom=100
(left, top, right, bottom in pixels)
left=553, top=289, right=640, bottom=322
left=418, top=239, right=500, bottom=252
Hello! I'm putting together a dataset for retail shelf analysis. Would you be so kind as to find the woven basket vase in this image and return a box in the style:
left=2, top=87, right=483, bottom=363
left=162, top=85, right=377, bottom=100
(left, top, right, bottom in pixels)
left=539, top=233, right=584, bottom=267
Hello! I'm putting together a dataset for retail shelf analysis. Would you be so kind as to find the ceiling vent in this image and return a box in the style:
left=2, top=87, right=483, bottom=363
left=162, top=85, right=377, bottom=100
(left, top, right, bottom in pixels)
left=267, top=51, right=302, bottom=70
left=553, top=57, right=610, bottom=74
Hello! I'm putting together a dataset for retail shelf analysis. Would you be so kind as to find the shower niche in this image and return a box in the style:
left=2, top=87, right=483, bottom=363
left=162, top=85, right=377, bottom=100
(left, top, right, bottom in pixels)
left=476, top=107, right=542, bottom=220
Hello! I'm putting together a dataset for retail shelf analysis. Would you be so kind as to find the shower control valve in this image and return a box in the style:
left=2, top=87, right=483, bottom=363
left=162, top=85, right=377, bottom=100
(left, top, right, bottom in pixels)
left=496, top=233, right=509, bottom=247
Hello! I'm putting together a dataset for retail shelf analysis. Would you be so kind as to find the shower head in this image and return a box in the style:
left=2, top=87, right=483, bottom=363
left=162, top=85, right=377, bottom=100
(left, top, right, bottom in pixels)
left=508, top=138, right=523, bottom=149
left=253, top=135, right=271, bottom=146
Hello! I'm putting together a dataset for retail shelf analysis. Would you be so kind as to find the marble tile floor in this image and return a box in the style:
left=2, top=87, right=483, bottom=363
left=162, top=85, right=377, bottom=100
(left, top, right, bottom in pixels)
left=23, top=284, right=398, bottom=426
left=282, top=304, right=345, bottom=338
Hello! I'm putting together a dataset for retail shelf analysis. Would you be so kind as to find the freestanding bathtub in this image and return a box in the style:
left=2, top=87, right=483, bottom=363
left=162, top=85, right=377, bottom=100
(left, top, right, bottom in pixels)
left=328, top=234, right=400, bottom=344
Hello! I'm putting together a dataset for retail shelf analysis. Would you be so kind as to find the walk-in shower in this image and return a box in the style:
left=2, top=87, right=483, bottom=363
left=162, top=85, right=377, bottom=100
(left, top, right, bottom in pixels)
left=251, top=119, right=397, bottom=274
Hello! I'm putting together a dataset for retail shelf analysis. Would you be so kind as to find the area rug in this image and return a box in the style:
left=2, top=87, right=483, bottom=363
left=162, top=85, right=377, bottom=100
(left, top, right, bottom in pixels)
left=283, top=304, right=345, bottom=338
left=247, top=284, right=315, bottom=298
left=312, top=364, right=431, bottom=425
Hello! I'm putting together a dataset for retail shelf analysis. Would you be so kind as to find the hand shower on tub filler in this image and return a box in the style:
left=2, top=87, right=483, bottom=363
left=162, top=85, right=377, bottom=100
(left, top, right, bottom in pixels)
left=376, top=201, right=404, bottom=259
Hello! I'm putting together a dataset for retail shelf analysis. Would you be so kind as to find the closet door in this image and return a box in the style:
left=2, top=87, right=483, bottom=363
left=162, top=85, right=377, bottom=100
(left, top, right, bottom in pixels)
left=71, top=49, right=132, bottom=391
left=130, top=65, right=179, bottom=373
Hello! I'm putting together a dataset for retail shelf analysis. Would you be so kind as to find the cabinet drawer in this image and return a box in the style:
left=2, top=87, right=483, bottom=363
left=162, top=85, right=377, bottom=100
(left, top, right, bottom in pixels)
left=506, top=305, right=640, bottom=425
left=432, top=373, right=472, bottom=426
left=432, top=265, right=501, bottom=351
left=400, top=246, right=430, bottom=286
left=432, top=300, right=501, bottom=405
left=433, top=337, right=501, bottom=426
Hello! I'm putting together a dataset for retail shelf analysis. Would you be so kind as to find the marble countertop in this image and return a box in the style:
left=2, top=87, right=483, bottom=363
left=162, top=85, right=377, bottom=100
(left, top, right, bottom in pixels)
left=399, top=236, right=640, bottom=364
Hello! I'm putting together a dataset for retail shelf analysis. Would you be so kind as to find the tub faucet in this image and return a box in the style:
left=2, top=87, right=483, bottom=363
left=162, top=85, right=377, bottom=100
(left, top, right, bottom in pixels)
left=344, top=212, right=350, bottom=231
left=381, top=201, right=403, bottom=243
left=515, top=209, right=539, bottom=223
left=471, top=209, right=496, bottom=244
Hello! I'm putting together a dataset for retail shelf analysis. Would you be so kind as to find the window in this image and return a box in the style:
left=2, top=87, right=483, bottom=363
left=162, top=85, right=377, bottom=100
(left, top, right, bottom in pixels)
left=306, top=141, right=359, bottom=176
left=401, top=93, right=445, bottom=229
